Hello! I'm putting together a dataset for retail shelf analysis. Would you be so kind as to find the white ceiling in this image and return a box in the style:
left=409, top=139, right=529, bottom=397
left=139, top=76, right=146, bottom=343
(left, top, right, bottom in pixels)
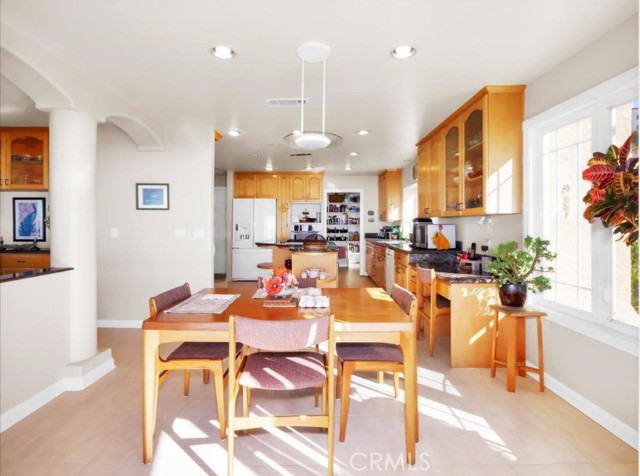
left=0, top=0, right=637, bottom=175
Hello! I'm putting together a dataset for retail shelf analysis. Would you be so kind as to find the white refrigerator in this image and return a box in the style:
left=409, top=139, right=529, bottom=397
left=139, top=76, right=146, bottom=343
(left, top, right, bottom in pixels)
left=231, top=198, right=277, bottom=280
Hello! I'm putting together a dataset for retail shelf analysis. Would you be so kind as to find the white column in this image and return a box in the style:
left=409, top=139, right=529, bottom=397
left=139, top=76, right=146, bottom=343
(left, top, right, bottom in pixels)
left=48, top=109, right=98, bottom=363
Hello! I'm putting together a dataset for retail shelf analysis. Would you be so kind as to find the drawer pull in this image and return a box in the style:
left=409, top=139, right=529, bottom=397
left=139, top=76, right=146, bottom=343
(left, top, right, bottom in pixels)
left=16, top=260, right=26, bottom=263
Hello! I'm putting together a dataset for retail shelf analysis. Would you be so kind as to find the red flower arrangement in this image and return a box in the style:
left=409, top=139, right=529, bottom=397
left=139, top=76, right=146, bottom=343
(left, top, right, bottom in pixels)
left=262, top=267, right=298, bottom=296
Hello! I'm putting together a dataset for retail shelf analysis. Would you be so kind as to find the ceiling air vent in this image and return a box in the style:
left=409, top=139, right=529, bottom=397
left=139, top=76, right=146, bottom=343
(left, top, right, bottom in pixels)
left=289, top=152, right=312, bottom=157
left=267, top=98, right=307, bottom=107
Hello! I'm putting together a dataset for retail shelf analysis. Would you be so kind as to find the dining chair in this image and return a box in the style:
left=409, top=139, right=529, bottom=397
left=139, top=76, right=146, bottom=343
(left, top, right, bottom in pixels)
left=149, top=283, right=235, bottom=439
left=335, top=284, right=418, bottom=443
left=227, top=314, right=335, bottom=476
left=416, top=266, right=451, bottom=356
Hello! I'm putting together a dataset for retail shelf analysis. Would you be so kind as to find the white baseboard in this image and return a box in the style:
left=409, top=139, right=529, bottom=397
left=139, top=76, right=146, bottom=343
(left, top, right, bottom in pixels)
left=526, top=361, right=638, bottom=450
left=1, top=356, right=115, bottom=433
left=97, top=319, right=143, bottom=328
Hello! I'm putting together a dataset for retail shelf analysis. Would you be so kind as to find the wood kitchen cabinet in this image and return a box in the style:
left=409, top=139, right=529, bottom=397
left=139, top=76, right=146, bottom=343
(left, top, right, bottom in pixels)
left=233, top=172, right=323, bottom=241
left=0, top=127, right=49, bottom=191
left=289, top=173, right=322, bottom=202
left=393, top=251, right=409, bottom=289
left=0, top=252, right=50, bottom=274
left=368, top=242, right=386, bottom=289
left=277, top=175, right=290, bottom=242
left=417, top=131, right=443, bottom=218
left=416, top=85, right=525, bottom=217
left=408, top=266, right=417, bottom=295
left=378, top=169, right=402, bottom=222
left=233, top=173, right=277, bottom=198
left=233, top=173, right=256, bottom=198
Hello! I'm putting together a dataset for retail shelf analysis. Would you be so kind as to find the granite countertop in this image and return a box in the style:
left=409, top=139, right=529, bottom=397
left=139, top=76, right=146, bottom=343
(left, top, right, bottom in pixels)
left=0, top=246, right=51, bottom=254
left=256, top=242, right=304, bottom=248
left=0, top=267, right=73, bottom=283
left=408, top=262, right=496, bottom=284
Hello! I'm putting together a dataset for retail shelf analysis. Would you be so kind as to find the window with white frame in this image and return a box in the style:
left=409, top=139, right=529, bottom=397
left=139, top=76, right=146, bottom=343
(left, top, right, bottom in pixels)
left=526, top=68, right=639, bottom=342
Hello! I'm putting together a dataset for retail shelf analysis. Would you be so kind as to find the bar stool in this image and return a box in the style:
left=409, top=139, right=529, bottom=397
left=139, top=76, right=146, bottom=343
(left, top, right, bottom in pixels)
left=490, top=304, right=547, bottom=393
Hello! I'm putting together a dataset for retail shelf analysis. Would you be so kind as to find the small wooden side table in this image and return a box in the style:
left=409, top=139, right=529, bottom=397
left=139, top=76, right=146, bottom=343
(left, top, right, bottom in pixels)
left=490, top=304, right=547, bottom=393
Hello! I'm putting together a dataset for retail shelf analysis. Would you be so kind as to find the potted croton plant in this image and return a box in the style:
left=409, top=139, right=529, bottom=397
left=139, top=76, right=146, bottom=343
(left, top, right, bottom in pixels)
left=485, top=236, right=557, bottom=307
left=582, top=132, right=638, bottom=246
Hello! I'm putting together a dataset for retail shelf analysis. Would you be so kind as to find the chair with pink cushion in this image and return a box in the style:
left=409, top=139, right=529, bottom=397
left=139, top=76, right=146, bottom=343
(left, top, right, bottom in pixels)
left=227, top=314, right=335, bottom=476
left=335, top=284, right=418, bottom=443
left=149, top=283, right=240, bottom=439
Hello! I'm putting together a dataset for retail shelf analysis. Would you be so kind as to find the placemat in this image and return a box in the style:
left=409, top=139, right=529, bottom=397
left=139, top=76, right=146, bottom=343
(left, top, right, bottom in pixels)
left=165, top=292, right=240, bottom=314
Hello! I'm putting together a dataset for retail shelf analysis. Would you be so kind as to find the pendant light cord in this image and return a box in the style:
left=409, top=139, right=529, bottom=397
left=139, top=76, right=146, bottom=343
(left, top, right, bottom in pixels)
left=300, top=59, right=305, bottom=132
left=322, top=58, right=326, bottom=134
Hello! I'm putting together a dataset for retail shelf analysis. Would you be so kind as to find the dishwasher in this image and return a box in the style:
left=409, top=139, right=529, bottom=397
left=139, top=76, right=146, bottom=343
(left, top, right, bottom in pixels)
left=385, top=247, right=395, bottom=294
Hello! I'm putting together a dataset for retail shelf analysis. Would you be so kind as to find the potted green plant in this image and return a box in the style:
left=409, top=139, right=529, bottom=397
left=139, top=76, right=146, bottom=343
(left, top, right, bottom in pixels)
left=485, top=236, right=557, bottom=307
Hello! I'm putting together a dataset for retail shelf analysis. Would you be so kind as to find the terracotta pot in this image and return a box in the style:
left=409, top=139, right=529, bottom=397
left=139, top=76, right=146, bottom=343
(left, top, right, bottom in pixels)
left=499, top=283, right=527, bottom=307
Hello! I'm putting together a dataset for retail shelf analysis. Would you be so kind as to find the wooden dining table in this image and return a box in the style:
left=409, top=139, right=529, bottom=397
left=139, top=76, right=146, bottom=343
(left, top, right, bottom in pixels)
left=142, top=286, right=418, bottom=465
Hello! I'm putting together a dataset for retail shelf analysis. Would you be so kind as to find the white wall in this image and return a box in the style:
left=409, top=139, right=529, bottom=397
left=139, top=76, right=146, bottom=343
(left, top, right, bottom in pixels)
left=96, top=123, right=215, bottom=323
left=525, top=13, right=639, bottom=119
left=446, top=214, right=523, bottom=251
left=324, top=175, right=381, bottom=234
left=1, top=272, right=70, bottom=415
left=0, top=190, right=50, bottom=247
left=525, top=15, right=639, bottom=439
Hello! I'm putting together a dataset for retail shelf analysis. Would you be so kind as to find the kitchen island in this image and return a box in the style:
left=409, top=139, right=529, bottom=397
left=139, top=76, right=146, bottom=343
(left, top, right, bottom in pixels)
left=255, top=243, right=339, bottom=288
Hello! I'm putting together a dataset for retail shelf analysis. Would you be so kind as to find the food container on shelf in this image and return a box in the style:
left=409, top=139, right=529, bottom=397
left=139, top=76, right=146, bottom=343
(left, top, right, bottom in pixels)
left=307, top=267, right=321, bottom=278
left=319, top=271, right=328, bottom=279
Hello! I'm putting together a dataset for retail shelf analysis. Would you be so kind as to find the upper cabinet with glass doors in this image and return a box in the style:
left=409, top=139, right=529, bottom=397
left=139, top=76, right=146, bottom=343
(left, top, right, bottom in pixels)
left=0, top=127, right=49, bottom=191
left=416, top=85, right=525, bottom=217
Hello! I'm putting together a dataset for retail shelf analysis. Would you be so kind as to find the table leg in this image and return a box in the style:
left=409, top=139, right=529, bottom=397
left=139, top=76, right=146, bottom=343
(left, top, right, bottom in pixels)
left=142, top=331, right=159, bottom=463
left=490, top=309, right=498, bottom=378
left=537, top=316, right=545, bottom=392
left=401, top=329, right=417, bottom=464
left=506, top=316, right=518, bottom=393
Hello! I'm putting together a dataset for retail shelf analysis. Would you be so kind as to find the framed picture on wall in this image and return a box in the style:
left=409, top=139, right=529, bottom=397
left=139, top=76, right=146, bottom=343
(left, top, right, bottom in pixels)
left=136, top=183, right=169, bottom=210
left=13, top=197, right=46, bottom=242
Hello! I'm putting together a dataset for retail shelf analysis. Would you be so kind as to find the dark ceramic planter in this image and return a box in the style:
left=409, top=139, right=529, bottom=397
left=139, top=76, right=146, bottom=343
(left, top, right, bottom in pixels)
left=499, top=283, right=528, bottom=307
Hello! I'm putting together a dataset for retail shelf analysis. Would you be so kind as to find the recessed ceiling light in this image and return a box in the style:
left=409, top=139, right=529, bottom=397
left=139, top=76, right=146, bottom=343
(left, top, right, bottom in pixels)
left=355, top=129, right=370, bottom=136
left=390, top=45, right=416, bottom=59
left=349, top=152, right=359, bottom=157
left=228, top=129, right=241, bottom=137
left=251, top=152, right=262, bottom=157
left=211, top=45, right=236, bottom=59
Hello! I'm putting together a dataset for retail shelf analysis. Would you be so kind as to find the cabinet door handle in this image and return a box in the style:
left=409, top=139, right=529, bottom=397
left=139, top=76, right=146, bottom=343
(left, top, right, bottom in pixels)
left=16, top=260, right=26, bottom=263
left=424, top=208, right=430, bottom=214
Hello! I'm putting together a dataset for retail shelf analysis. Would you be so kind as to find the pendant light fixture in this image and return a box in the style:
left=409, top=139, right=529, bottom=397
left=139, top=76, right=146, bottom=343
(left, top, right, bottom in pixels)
left=283, top=42, right=342, bottom=150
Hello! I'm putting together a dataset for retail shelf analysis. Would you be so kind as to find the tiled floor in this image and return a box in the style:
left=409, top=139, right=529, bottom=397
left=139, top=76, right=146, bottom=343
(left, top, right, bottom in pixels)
left=1, top=270, right=637, bottom=476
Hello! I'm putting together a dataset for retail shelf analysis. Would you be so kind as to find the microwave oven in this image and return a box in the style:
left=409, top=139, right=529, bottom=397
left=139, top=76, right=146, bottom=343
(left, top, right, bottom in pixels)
left=412, top=219, right=456, bottom=250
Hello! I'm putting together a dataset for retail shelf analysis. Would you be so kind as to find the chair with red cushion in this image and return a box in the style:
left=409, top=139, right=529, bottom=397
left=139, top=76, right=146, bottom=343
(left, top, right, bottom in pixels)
left=335, top=284, right=418, bottom=442
left=227, top=314, right=335, bottom=476
left=149, top=283, right=240, bottom=439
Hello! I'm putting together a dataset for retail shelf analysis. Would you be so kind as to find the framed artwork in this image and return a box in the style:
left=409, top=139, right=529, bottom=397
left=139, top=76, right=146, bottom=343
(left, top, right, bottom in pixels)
left=136, top=183, right=169, bottom=210
left=13, top=197, right=46, bottom=242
